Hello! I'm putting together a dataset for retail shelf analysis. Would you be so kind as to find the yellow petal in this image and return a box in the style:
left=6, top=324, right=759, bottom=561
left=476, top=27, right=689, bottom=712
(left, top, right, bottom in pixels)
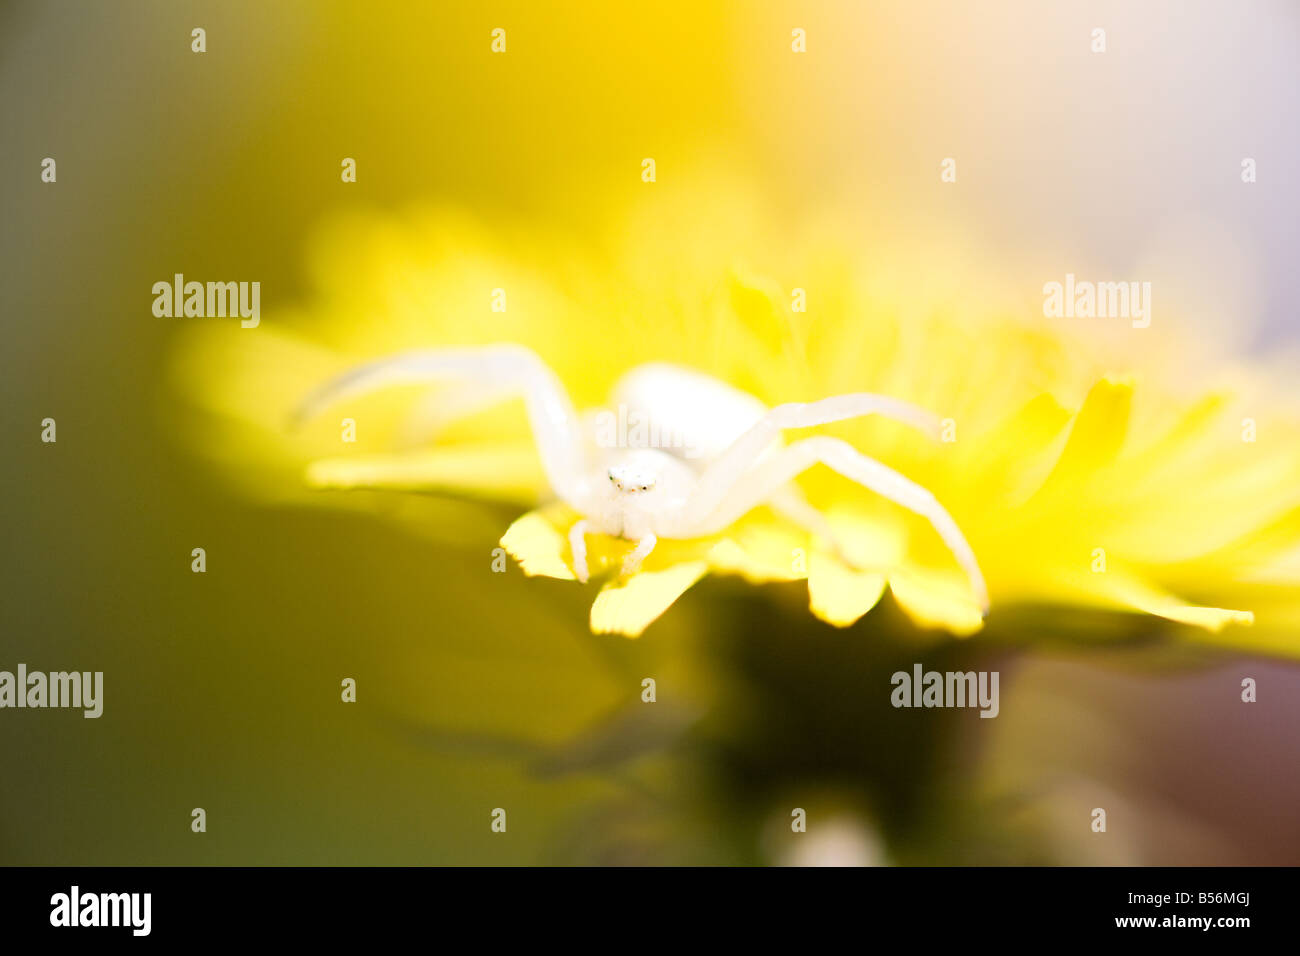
left=705, top=538, right=770, bottom=580
left=889, top=571, right=985, bottom=636
left=169, top=324, right=340, bottom=429
left=1040, top=376, right=1134, bottom=489
left=590, top=561, right=710, bottom=638
left=1124, top=393, right=1229, bottom=482
left=1145, top=603, right=1255, bottom=631
left=307, top=443, right=544, bottom=503
left=706, top=521, right=806, bottom=583
left=823, top=506, right=906, bottom=570
left=500, top=511, right=577, bottom=581
left=807, top=551, right=887, bottom=627
left=962, top=392, right=1072, bottom=504
left=1102, top=576, right=1254, bottom=632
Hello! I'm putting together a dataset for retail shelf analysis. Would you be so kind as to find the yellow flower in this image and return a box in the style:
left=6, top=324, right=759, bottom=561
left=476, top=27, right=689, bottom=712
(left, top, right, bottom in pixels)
left=167, top=195, right=1300, bottom=649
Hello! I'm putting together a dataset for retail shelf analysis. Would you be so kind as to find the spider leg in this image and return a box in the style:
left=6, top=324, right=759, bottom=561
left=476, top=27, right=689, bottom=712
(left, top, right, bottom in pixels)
left=682, top=436, right=988, bottom=613
left=569, top=522, right=656, bottom=581
left=679, top=393, right=942, bottom=528
left=569, top=520, right=591, bottom=583
left=621, top=533, right=658, bottom=577
left=293, top=344, right=589, bottom=505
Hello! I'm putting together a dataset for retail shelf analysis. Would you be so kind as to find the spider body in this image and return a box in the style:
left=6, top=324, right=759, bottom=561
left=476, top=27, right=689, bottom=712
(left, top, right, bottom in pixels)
left=297, top=344, right=988, bottom=612
left=589, top=449, right=690, bottom=539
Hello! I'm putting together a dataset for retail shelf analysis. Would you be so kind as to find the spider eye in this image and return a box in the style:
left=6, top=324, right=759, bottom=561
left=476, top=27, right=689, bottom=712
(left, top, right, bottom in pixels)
left=641, top=485, right=648, bottom=491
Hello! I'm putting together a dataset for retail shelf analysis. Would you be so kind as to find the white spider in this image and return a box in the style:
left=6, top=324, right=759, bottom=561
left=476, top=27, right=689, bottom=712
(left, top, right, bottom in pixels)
left=295, top=344, right=988, bottom=614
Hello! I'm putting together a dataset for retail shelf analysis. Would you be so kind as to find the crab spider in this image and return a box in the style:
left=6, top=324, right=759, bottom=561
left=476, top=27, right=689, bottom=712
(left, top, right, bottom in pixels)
left=295, top=344, right=989, bottom=614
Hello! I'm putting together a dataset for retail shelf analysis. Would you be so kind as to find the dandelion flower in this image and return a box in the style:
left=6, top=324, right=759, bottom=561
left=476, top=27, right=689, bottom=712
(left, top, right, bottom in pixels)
left=168, top=198, right=1300, bottom=648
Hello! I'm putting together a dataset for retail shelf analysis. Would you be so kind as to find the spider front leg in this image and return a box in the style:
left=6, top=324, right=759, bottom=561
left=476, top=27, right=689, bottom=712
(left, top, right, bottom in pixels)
left=682, top=436, right=988, bottom=614
left=568, top=523, right=655, bottom=581
left=568, top=520, right=591, bottom=583
left=621, top=533, right=658, bottom=577
left=293, top=344, right=589, bottom=507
